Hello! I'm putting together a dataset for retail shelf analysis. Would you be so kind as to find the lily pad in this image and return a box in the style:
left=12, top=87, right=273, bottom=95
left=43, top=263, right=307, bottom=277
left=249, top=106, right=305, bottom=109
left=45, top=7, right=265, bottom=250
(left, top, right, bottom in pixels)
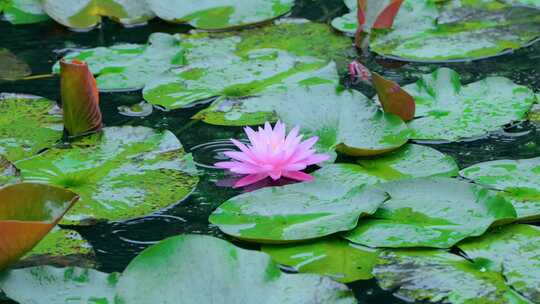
left=116, top=235, right=356, bottom=304
left=0, top=235, right=356, bottom=304
left=373, top=249, right=532, bottom=304
left=333, top=0, right=540, bottom=62
left=147, top=0, right=294, bottom=30
left=144, top=20, right=351, bottom=111
left=262, top=238, right=378, bottom=283
left=53, top=33, right=184, bottom=91
left=405, top=67, right=536, bottom=141
left=460, top=157, right=540, bottom=221
left=0, top=182, right=79, bottom=270
left=0, top=49, right=31, bottom=81
left=355, top=144, right=458, bottom=181
left=344, top=177, right=517, bottom=248
left=0, top=93, right=63, bottom=163
left=0, top=266, right=119, bottom=304
left=0, top=0, right=49, bottom=24
left=42, top=0, right=154, bottom=30
left=209, top=163, right=388, bottom=243
left=19, top=227, right=97, bottom=269
left=16, top=126, right=199, bottom=225
left=458, top=224, right=540, bottom=303
left=272, top=83, right=411, bottom=156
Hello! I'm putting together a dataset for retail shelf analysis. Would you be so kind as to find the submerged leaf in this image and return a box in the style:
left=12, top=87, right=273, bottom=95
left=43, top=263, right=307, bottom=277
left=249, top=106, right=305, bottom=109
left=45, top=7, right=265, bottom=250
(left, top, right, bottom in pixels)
left=345, top=177, right=517, bottom=248
left=373, top=249, right=531, bottom=304
left=0, top=182, right=79, bottom=270
left=60, top=59, right=102, bottom=137
left=147, top=0, right=294, bottom=30
left=458, top=224, right=540, bottom=302
left=460, top=157, right=540, bottom=221
left=262, top=238, right=378, bottom=283
left=16, top=126, right=199, bottom=225
left=0, top=49, right=31, bottom=81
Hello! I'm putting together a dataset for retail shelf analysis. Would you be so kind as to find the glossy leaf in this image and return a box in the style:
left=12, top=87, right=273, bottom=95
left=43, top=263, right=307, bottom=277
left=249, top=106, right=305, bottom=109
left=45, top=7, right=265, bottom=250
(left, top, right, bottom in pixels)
left=262, top=238, right=378, bottom=283
left=0, top=266, right=119, bottom=304
left=0, top=48, right=31, bottom=81
left=333, top=0, right=540, bottom=62
left=0, top=0, right=49, bottom=24
left=502, top=0, right=540, bottom=8
left=145, top=21, right=351, bottom=111
left=116, top=235, right=356, bottom=304
left=373, top=249, right=532, bottom=304
left=210, top=164, right=388, bottom=243
left=42, top=0, right=154, bottom=30
left=345, top=177, right=517, bottom=248
left=0, top=182, right=79, bottom=270
left=458, top=224, right=540, bottom=303
left=0, top=93, right=63, bottom=163
left=147, top=0, right=294, bottom=30
left=372, top=72, right=415, bottom=121
left=460, top=157, right=540, bottom=221
left=16, top=126, right=199, bottom=225
left=53, top=33, right=184, bottom=92
left=405, top=68, right=536, bottom=141
left=60, top=59, right=102, bottom=137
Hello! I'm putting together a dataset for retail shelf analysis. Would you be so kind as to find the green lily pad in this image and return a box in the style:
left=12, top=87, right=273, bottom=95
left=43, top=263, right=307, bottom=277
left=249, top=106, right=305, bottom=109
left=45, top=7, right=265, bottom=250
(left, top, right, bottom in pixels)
left=458, top=224, right=540, bottom=303
left=144, top=20, right=351, bottom=111
left=333, top=0, right=540, bottom=62
left=0, top=49, right=31, bottom=81
left=209, top=163, right=388, bottom=243
left=331, top=0, right=438, bottom=36
left=15, top=126, right=199, bottom=225
left=345, top=177, right=517, bottom=248
left=0, top=235, right=356, bottom=304
left=20, top=227, right=96, bottom=269
left=0, top=93, right=62, bottom=163
left=0, top=156, right=19, bottom=186
left=262, top=238, right=378, bottom=283
left=147, top=0, right=294, bottom=30
left=404, top=67, right=536, bottom=141
left=460, top=157, right=540, bottom=221
left=53, top=33, right=184, bottom=91
left=501, top=0, right=540, bottom=9
left=272, top=83, right=411, bottom=157
left=373, top=249, right=532, bottom=304
left=116, top=235, right=356, bottom=304
left=0, top=0, right=49, bottom=24
left=42, top=0, right=154, bottom=30
left=0, top=266, right=119, bottom=304
left=355, top=144, right=458, bottom=181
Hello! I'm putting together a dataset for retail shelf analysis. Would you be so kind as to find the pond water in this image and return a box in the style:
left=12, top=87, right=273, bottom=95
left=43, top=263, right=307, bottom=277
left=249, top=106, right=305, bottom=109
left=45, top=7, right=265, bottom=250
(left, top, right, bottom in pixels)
left=1, top=0, right=540, bottom=303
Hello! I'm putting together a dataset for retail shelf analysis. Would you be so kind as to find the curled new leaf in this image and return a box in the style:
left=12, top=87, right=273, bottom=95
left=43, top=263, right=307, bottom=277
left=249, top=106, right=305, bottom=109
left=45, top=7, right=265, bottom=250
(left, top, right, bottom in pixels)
left=372, top=72, right=415, bottom=121
left=0, top=183, right=79, bottom=270
left=372, top=0, right=404, bottom=29
left=60, top=60, right=102, bottom=138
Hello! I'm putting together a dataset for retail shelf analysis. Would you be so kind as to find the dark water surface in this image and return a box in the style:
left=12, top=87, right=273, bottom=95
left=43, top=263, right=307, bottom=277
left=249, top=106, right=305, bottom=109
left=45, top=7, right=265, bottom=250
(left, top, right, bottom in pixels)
left=1, top=0, right=539, bottom=303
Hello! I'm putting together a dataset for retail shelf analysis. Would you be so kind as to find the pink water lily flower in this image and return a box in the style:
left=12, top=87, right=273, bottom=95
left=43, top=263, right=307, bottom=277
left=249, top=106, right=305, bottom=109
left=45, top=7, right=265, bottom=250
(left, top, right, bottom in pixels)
left=215, top=121, right=330, bottom=188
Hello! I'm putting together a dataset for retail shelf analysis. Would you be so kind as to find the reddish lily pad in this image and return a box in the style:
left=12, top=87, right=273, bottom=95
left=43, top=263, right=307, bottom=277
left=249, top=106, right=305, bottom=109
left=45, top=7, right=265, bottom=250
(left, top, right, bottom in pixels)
left=0, top=182, right=79, bottom=270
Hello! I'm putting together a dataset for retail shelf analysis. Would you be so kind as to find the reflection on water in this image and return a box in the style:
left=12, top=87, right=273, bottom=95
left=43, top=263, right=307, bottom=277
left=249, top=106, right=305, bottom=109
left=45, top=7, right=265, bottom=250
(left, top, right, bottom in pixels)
left=1, top=0, right=539, bottom=303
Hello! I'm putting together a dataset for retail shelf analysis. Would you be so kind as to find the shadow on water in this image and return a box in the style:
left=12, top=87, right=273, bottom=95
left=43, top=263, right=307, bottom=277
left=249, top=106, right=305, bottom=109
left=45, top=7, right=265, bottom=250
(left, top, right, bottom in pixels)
left=0, top=0, right=539, bottom=303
